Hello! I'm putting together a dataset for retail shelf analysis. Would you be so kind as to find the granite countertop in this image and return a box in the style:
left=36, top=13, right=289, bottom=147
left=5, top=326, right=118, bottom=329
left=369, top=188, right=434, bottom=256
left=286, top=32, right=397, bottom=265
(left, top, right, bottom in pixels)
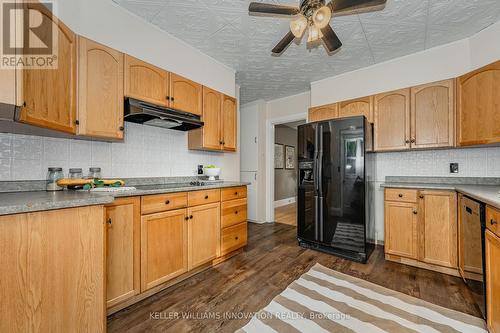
left=0, top=181, right=250, bottom=216
left=381, top=182, right=500, bottom=209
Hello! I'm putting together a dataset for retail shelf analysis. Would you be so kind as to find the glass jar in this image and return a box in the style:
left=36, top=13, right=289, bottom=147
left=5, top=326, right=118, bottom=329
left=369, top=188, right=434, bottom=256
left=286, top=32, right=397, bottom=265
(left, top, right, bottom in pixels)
left=68, top=168, right=83, bottom=179
left=88, top=167, right=102, bottom=179
left=46, top=167, right=64, bottom=191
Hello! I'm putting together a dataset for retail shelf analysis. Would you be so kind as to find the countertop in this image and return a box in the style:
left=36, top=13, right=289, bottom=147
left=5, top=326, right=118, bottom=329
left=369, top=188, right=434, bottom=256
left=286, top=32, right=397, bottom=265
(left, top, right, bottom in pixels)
left=0, top=181, right=249, bottom=216
left=381, top=182, right=500, bottom=209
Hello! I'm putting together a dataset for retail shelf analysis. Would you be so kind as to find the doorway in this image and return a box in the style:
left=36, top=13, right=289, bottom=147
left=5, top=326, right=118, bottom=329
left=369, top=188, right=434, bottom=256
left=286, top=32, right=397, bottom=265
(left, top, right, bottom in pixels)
left=274, top=120, right=306, bottom=226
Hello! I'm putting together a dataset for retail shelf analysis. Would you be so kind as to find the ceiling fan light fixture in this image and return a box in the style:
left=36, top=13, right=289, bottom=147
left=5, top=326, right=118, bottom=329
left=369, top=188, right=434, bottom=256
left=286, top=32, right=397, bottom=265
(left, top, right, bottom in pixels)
left=312, top=5, right=332, bottom=29
left=307, top=24, right=323, bottom=43
left=289, top=14, right=308, bottom=38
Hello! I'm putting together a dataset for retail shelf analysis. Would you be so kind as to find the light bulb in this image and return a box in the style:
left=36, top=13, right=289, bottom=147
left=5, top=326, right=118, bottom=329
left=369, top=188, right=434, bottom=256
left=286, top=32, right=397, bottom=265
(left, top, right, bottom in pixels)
left=289, top=14, right=308, bottom=38
left=307, top=25, right=323, bottom=43
left=312, top=6, right=332, bottom=29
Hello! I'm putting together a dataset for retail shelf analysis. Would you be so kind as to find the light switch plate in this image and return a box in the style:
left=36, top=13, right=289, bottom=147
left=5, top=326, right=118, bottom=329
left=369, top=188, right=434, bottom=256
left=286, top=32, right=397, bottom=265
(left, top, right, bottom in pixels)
left=450, top=163, right=459, bottom=173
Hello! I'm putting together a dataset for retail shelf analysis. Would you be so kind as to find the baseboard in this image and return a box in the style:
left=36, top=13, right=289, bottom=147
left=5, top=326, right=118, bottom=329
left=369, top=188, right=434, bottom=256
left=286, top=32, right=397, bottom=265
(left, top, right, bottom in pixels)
left=274, top=197, right=296, bottom=208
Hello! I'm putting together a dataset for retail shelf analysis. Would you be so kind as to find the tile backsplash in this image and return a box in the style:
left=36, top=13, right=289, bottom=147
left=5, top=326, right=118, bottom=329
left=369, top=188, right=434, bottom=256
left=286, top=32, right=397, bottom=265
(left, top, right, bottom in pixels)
left=374, top=147, right=500, bottom=182
left=0, top=122, right=229, bottom=181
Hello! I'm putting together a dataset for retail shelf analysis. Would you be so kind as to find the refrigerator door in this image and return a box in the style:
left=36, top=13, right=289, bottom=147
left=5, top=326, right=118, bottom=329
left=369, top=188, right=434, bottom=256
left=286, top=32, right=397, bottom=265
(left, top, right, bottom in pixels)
left=297, top=123, right=318, bottom=242
left=319, top=117, right=366, bottom=254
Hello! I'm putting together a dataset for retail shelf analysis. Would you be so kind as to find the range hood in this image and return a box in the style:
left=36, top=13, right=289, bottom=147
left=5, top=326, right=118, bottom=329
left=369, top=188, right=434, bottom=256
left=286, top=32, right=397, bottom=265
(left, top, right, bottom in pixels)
left=124, top=98, right=203, bottom=131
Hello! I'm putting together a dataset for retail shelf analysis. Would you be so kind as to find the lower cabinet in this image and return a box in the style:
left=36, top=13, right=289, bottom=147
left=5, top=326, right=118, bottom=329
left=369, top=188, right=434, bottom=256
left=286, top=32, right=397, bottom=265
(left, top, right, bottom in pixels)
left=141, top=208, right=188, bottom=291
left=105, top=197, right=141, bottom=308
left=486, top=229, right=500, bottom=333
left=384, top=188, right=458, bottom=273
left=188, top=202, right=220, bottom=270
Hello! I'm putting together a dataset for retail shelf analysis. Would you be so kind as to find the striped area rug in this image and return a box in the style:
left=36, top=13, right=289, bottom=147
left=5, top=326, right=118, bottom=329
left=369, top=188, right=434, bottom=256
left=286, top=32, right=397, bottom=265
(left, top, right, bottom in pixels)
left=237, top=264, right=487, bottom=333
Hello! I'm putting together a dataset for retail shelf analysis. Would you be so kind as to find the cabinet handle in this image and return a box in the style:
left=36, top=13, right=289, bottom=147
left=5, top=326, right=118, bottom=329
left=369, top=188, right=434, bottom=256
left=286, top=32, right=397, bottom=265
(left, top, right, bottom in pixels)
left=235, top=236, right=239, bottom=240
left=491, top=219, right=498, bottom=225
left=234, top=192, right=238, bottom=196
left=398, top=194, right=403, bottom=198
left=165, top=200, right=170, bottom=205
left=171, top=97, right=175, bottom=102
left=405, top=139, right=410, bottom=144
left=205, top=195, right=209, bottom=199
left=166, top=96, right=171, bottom=100
left=413, top=210, right=418, bottom=215
left=119, top=126, right=124, bottom=131
left=219, top=141, right=223, bottom=145
left=107, top=218, right=112, bottom=225
left=185, top=216, right=189, bottom=221
left=75, top=120, right=80, bottom=125
left=419, top=195, right=424, bottom=199
left=235, top=211, right=238, bottom=215
left=190, top=215, right=193, bottom=219
left=411, top=138, right=416, bottom=143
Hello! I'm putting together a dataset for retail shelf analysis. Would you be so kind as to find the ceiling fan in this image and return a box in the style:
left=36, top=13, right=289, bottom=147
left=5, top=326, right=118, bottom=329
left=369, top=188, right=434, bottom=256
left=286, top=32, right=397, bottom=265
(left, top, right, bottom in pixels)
left=248, top=0, right=387, bottom=55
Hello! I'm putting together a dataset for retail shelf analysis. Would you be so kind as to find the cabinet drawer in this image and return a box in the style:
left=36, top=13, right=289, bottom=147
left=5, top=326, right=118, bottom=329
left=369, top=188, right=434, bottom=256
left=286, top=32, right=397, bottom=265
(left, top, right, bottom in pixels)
left=486, top=206, right=500, bottom=237
left=141, top=192, right=187, bottom=215
left=221, top=186, right=247, bottom=201
left=188, top=189, right=220, bottom=207
left=385, top=188, right=418, bottom=203
left=221, top=198, right=247, bottom=228
left=221, top=222, right=247, bottom=256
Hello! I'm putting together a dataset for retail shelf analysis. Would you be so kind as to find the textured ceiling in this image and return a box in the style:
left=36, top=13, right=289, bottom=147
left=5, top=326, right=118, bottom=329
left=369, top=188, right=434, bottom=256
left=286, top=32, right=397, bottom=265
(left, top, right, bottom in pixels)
left=113, top=0, right=500, bottom=104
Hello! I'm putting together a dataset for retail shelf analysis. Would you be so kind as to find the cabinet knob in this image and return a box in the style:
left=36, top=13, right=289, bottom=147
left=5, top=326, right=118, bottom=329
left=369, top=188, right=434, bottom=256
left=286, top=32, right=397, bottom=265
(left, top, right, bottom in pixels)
left=411, top=138, right=416, bottom=143
left=419, top=195, right=424, bottom=199
left=235, top=236, right=239, bottom=240
left=405, top=139, right=410, bottom=144
left=205, top=195, right=209, bottom=199
left=398, top=194, right=403, bottom=198
left=75, top=120, right=80, bottom=125
left=413, top=210, right=418, bottom=215
left=235, top=211, right=238, bottom=215
left=119, top=126, right=124, bottom=131
left=190, top=215, right=193, bottom=219
left=491, top=219, right=498, bottom=225
left=165, top=200, right=170, bottom=205
left=166, top=96, right=171, bottom=100
left=185, top=216, right=189, bottom=221
left=234, top=192, right=238, bottom=196
left=107, top=218, right=112, bottom=225
left=219, top=141, right=223, bottom=145
left=171, top=97, right=175, bottom=102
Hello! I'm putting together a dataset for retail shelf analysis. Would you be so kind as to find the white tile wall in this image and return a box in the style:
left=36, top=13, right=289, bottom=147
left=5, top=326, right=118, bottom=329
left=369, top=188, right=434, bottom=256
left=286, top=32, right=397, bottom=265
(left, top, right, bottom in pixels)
left=0, top=122, right=227, bottom=181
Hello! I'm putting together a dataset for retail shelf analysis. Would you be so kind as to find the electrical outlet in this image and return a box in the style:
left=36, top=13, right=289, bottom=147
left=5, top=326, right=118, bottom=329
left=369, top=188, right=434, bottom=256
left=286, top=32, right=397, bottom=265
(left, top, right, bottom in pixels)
left=197, top=165, right=204, bottom=175
left=450, top=163, right=459, bottom=174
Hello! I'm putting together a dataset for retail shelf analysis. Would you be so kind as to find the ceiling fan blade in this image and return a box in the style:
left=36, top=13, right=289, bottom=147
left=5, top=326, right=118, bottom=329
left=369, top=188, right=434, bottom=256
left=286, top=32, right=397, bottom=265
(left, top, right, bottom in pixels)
left=272, top=31, right=296, bottom=55
left=321, top=25, right=342, bottom=53
left=249, top=2, right=300, bottom=16
left=328, top=0, right=387, bottom=16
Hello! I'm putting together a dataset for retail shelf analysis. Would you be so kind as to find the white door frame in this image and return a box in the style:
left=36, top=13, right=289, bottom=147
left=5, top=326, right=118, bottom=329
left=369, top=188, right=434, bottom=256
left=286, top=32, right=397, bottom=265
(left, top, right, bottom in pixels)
left=265, top=113, right=308, bottom=222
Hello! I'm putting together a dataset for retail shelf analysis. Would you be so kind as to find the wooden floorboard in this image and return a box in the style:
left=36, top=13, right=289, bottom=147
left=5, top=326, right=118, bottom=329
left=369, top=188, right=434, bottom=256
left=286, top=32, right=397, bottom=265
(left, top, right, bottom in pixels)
left=107, top=222, right=482, bottom=333
left=274, top=203, right=296, bottom=226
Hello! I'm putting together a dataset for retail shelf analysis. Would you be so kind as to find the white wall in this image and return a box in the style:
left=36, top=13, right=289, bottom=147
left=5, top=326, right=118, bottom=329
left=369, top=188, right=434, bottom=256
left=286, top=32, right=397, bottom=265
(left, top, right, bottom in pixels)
left=56, top=0, right=236, bottom=97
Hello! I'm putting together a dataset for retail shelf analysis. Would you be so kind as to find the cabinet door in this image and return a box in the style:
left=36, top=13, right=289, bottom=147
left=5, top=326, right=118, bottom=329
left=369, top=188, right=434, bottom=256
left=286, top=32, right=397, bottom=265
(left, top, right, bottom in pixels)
left=418, top=190, right=457, bottom=268
left=105, top=197, right=140, bottom=308
left=124, top=55, right=169, bottom=107
left=486, top=230, right=500, bottom=333
left=308, top=103, right=338, bottom=122
left=18, top=4, right=77, bottom=134
left=458, top=61, right=500, bottom=146
left=169, top=73, right=202, bottom=115
left=222, top=95, right=237, bottom=152
left=411, top=79, right=455, bottom=149
left=78, top=37, right=124, bottom=140
left=338, top=96, right=373, bottom=122
left=141, top=208, right=188, bottom=291
left=384, top=201, right=418, bottom=259
left=193, top=86, right=222, bottom=150
left=187, top=202, right=220, bottom=269
left=374, top=89, right=410, bottom=151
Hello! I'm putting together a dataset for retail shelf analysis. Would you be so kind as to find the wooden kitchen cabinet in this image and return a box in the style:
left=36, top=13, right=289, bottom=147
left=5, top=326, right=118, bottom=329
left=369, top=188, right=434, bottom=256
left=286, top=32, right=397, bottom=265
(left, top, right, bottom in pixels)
left=0, top=206, right=105, bottom=332
left=486, top=229, right=500, bottom=333
left=188, top=86, right=223, bottom=150
left=124, top=55, right=169, bottom=107
left=78, top=37, right=124, bottom=140
left=105, top=197, right=140, bottom=308
left=457, top=60, right=500, bottom=146
left=338, top=96, right=374, bottom=123
left=18, top=3, right=77, bottom=134
left=308, top=103, right=338, bottom=122
left=410, top=79, right=455, bottom=149
left=169, top=73, right=202, bottom=115
left=374, top=88, right=411, bottom=151
left=141, top=208, right=188, bottom=291
left=187, top=202, right=220, bottom=269
left=384, top=200, right=418, bottom=259
left=222, top=95, right=237, bottom=151
left=417, top=190, right=457, bottom=268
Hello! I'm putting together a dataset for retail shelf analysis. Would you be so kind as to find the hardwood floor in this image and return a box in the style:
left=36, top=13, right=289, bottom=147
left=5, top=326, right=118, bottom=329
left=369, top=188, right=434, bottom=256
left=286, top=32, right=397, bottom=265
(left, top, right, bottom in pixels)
left=274, top=203, right=296, bottom=226
left=108, top=223, right=482, bottom=332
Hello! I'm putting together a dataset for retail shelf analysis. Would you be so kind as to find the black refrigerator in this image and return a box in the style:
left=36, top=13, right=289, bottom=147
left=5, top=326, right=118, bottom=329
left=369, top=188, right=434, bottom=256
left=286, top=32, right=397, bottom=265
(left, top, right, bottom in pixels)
left=297, top=116, right=374, bottom=263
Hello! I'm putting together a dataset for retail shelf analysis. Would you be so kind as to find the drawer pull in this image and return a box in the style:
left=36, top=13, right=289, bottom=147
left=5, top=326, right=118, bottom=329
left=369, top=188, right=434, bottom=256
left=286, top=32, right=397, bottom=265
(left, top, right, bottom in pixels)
left=185, top=216, right=189, bottom=221
left=413, top=210, right=418, bottom=215
left=235, top=211, right=238, bottom=215
left=398, top=194, right=403, bottom=198
left=419, top=195, right=424, bottom=199
left=190, top=215, right=193, bottom=219
left=491, top=219, right=498, bottom=226
left=205, top=195, right=209, bottom=199
left=234, top=192, right=238, bottom=195
left=107, top=218, right=112, bottom=225
left=165, top=200, right=170, bottom=205
left=235, top=236, right=239, bottom=240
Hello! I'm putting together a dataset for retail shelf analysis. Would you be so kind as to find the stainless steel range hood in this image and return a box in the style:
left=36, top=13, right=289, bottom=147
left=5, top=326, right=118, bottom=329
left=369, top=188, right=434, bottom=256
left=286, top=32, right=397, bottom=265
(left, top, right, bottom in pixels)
left=124, top=98, right=203, bottom=131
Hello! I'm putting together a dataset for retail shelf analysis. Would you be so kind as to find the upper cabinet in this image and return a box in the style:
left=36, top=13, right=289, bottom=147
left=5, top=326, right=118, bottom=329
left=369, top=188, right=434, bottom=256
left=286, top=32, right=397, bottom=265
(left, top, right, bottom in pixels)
left=18, top=3, right=77, bottom=134
left=411, top=79, right=455, bottom=149
left=457, top=61, right=500, bottom=146
left=169, top=73, right=202, bottom=115
left=374, top=88, right=411, bottom=151
left=124, top=55, right=169, bottom=107
left=222, top=95, right=237, bottom=152
left=338, top=96, right=374, bottom=122
left=308, top=103, right=338, bottom=122
left=77, top=37, right=124, bottom=140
